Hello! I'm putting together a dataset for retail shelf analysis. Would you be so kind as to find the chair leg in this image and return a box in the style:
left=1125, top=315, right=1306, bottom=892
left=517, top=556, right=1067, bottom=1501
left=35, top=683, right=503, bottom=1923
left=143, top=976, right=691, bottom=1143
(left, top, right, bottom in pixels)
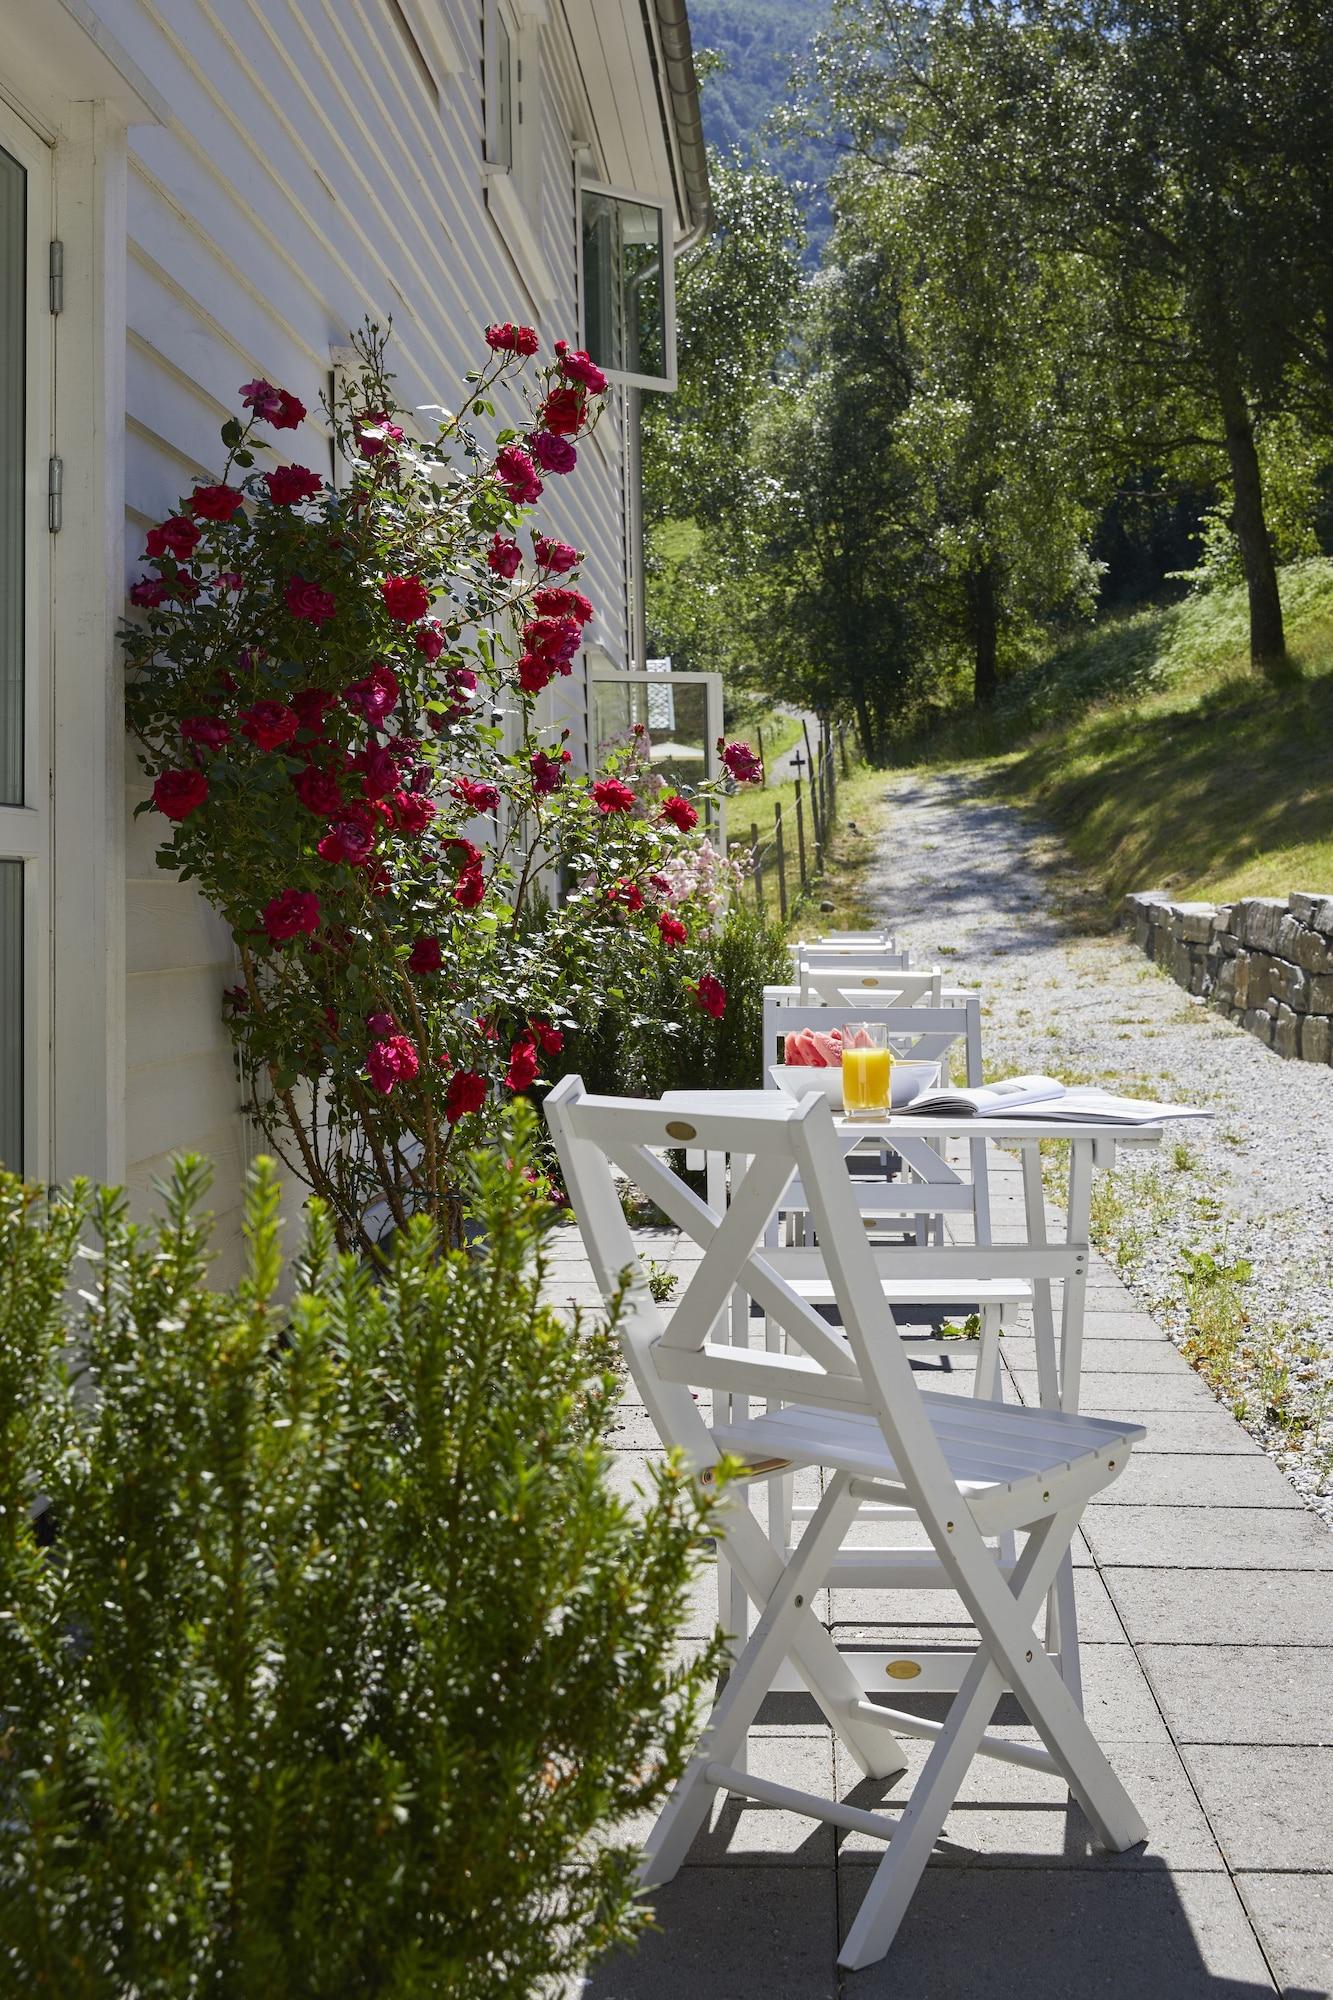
left=975, top=1304, right=1003, bottom=1400
left=643, top=1475, right=868, bottom=1884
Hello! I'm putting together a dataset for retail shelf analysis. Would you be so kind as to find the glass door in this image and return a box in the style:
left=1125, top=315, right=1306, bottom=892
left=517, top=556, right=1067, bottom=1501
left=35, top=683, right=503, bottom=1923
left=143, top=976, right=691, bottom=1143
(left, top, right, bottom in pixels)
left=587, top=667, right=724, bottom=833
left=0, top=104, right=52, bottom=1177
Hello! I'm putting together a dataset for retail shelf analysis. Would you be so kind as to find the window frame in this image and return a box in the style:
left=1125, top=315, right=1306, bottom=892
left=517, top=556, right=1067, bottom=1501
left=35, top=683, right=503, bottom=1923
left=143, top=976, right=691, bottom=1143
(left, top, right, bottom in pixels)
left=0, top=101, right=52, bottom=1181
left=576, top=173, right=677, bottom=394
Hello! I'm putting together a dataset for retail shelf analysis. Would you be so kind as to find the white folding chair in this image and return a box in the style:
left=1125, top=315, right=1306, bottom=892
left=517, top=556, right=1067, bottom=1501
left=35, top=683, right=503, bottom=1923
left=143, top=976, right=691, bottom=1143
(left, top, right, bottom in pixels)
left=792, top=938, right=912, bottom=973
left=547, top=1080, right=1148, bottom=1971
left=796, top=962, right=944, bottom=1006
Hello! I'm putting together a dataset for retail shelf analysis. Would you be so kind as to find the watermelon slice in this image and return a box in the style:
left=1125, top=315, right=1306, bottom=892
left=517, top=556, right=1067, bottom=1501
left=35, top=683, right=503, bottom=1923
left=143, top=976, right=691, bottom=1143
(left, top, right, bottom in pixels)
left=846, top=1024, right=876, bottom=1049
left=795, top=1029, right=827, bottom=1066
left=783, top=1032, right=804, bottom=1064
left=811, top=1030, right=844, bottom=1066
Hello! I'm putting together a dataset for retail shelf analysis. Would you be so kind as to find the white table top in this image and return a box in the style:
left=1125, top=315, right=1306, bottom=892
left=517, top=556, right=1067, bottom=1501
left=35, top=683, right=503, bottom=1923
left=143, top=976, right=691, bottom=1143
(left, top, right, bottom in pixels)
left=659, top=1089, right=1168, bottom=1145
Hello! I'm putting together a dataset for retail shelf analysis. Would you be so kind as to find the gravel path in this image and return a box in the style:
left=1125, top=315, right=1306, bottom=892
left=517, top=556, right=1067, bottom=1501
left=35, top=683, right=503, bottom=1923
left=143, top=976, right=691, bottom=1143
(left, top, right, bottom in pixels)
left=866, top=767, right=1333, bottom=1519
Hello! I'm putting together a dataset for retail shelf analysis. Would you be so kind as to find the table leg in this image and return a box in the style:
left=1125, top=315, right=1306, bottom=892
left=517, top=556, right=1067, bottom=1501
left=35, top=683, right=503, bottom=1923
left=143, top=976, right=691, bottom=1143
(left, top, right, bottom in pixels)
left=1019, top=1138, right=1083, bottom=1708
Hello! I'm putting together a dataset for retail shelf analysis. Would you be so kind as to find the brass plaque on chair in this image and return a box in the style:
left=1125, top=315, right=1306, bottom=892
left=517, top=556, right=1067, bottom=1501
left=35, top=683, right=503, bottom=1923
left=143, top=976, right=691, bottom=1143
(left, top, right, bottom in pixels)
left=665, top=1120, right=697, bottom=1142
left=885, top=1660, right=922, bottom=1681
left=862, top=977, right=880, bottom=987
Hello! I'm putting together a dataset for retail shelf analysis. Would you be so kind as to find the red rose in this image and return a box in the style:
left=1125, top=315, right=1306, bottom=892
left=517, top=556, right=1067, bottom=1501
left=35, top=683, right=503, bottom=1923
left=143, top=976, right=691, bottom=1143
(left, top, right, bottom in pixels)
left=720, top=739, right=763, bottom=784
left=592, top=777, right=636, bottom=814
left=263, top=464, right=323, bottom=506
left=504, top=1036, right=540, bottom=1093
left=515, top=653, right=556, bottom=694
left=445, top=1069, right=488, bottom=1122
left=555, top=340, right=608, bottom=394
left=153, top=768, right=209, bottom=821
left=351, top=743, right=400, bottom=800
left=262, top=889, right=320, bottom=943
left=522, top=615, right=582, bottom=668
left=240, top=380, right=306, bottom=429
left=446, top=838, right=483, bottom=870
left=531, top=431, right=577, bottom=475
left=317, top=815, right=377, bottom=866
left=145, top=515, right=200, bottom=560
left=355, top=410, right=405, bottom=459
left=238, top=700, right=299, bottom=752
left=393, top=789, right=436, bottom=835
left=285, top=575, right=336, bottom=625
left=694, top=974, right=726, bottom=1019
left=453, top=775, right=500, bottom=812
left=538, top=385, right=586, bottom=437
left=454, top=860, right=486, bottom=908
left=532, top=586, right=593, bottom=625
left=408, top=935, right=442, bottom=974
left=366, top=1011, right=398, bottom=1039
left=658, top=911, right=687, bottom=947
left=343, top=663, right=399, bottom=725
left=189, top=482, right=245, bottom=522
left=661, top=793, right=698, bottom=832
left=485, top=321, right=539, bottom=356
left=291, top=765, right=344, bottom=815
left=414, top=620, right=446, bottom=661
left=530, top=749, right=565, bottom=795
left=532, top=534, right=579, bottom=572
left=130, top=577, right=171, bottom=607
left=215, top=571, right=244, bottom=593
left=273, top=388, right=306, bottom=430
left=180, top=715, right=232, bottom=751
left=495, top=445, right=543, bottom=504
left=367, top=1034, right=419, bottom=1096
left=607, top=879, right=645, bottom=913
left=381, top=574, right=431, bottom=623
left=486, top=534, right=522, bottom=578
left=291, top=687, right=338, bottom=731
left=533, top=1020, right=564, bottom=1055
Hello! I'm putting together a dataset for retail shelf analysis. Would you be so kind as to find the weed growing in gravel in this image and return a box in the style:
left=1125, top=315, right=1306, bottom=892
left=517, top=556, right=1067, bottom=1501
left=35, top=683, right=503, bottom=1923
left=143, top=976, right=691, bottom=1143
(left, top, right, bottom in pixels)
left=1170, top=1140, right=1199, bottom=1175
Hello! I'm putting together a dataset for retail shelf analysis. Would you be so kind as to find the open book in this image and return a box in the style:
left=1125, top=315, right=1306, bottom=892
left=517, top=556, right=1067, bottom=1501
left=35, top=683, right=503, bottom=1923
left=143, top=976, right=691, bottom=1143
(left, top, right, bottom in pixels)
left=903, top=1074, right=1210, bottom=1125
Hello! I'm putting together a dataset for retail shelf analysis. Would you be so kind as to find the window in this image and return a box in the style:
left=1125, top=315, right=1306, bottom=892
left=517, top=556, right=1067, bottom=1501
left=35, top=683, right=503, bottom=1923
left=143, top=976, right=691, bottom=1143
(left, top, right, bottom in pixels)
left=579, top=180, right=675, bottom=391
left=483, top=0, right=519, bottom=175
left=0, top=106, right=51, bottom=1177
left=481, top=1, right=554, bottom=302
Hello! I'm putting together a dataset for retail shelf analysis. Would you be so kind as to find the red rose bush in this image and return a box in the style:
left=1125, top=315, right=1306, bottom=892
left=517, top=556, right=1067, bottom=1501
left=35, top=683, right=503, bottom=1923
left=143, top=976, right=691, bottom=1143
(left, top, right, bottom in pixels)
left=125, top=326, right=750, bottom=1254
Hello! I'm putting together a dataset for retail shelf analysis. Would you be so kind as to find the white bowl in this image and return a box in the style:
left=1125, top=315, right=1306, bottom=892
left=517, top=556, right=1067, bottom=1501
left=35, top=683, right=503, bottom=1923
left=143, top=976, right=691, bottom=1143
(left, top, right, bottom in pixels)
left=769, top=1060, right=941, bottom=1111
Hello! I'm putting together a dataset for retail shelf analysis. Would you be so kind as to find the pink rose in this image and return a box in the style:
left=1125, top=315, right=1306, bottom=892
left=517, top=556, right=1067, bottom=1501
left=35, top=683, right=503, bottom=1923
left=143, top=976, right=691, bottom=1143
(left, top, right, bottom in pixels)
left=367, top=1033, right=420, bottom=1096
left=285, top=575, right=336, bottom=625
left=262, top=889, right=320, bottom=943
left=592, top=777, right=636, bottom=814
left=720, top=739, right=763, bottom=784
left=189, top=482, right=245, bottom=522
left=145, top=515, right=200, bottom=561
left=532, top=534, right=579, bottom=573
left=495, top=445, right=543, bottom=505
left=555, top=340, right=608, bottom=394
left=153, top=768, right=209, bottom=821
left=238, top=700, right=300, bottom=752
left=486, top=534, right=523, bottom=578
left=381, top=574, right=431, bottom=623
left=530, top=431, right=577, bottom=475
left=342, top=664, right=399, bottom=725
left=263, top=464, right=323, bottom=506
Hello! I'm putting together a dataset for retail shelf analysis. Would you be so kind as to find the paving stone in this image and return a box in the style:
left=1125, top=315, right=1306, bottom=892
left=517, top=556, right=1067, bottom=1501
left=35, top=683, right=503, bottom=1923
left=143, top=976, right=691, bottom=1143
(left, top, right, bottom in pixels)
left=1010, top=1368, right=1223, bottom=1411
left=1082, top=1508, right=1333, bottom=1571
left=1184, top=1746, right=1333, bottom=1870
left=850, top=1644, right=1169, bottom=1747
left=1129, top=1409, right=1267, bottom=1454
left=1105, top=1567, right=1333, bottom=1646
left=1085, top=1454, right=1308, bottom=1509
left=1234, top=1873, right=1333, bottom=1998
left=579, top=1865, right=840, bottom=2000
left=606, top=1735, right=837, bottom=1868
left=830, top=1565, right=1123, bottom=1640
left=832, top=1736, right=1223, bottom=1871
left=1140, top=1644, right=1333, bottom=1745
left=836, top=1867, right=1275, bottom=1996
left=1079, top=1310, right=1171, bottom=1338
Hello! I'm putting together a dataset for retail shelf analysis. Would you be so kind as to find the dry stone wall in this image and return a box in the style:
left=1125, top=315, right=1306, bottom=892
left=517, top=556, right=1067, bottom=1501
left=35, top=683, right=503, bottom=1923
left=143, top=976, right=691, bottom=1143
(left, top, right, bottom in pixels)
left=1122, top=890, right=1333, bottom=1065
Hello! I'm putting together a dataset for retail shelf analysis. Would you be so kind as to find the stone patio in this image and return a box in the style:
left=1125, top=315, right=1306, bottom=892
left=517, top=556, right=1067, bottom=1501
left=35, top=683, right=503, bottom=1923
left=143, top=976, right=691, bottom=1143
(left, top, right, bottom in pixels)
left=544, top=1138, right=1333, bottom=1998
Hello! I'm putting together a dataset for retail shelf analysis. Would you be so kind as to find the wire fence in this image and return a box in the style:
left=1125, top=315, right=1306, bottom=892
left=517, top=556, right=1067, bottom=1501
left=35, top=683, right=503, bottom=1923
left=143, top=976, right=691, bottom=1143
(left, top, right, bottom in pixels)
left=740, top=718, right=852, bottom=924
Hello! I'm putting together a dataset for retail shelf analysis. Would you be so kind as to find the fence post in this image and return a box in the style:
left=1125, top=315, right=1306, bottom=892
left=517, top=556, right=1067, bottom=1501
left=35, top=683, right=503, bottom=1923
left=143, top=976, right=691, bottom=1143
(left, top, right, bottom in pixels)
left=794, top=773, right=808, bottom=890
left=756, top=723, right=766, bottom=786
left=838, top=722, right=850, bottom=779
left=774, top=802, right=789, bottom=921
left=801, top=720, right=823, bottom=852
left=751, top=819, right=764, bottom=916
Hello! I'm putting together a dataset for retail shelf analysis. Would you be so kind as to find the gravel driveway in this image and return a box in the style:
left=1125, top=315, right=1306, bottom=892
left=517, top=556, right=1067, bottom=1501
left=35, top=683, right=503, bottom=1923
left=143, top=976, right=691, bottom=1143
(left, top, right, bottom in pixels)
left=867, top=767, right=1333, bottom=1519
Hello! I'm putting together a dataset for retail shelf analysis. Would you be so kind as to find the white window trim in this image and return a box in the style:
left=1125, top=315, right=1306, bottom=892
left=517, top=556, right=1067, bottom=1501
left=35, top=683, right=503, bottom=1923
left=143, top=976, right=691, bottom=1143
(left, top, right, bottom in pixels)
left=482, top=0, right=555, bottom=305
left=390, top=0, right=463, bottom=89
left=576, top=172, right=677, bottom=393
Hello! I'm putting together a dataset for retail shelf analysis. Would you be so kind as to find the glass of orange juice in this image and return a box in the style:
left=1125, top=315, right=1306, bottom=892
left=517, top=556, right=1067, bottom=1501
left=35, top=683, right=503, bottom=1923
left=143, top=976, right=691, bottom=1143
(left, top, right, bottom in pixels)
left=841, top=1023, right=892, bottom=1117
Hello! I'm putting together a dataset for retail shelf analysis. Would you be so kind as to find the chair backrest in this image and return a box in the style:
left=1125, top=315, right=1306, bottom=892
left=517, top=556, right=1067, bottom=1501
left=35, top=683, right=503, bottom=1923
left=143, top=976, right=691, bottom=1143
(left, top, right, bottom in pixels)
left=799, top=930, right=897, bottom=951
left=792, top=939, right=909, bottom=971
left=797, top=963, right=944, bottom=1007
left=763, top=987, right=984, bottom=1086
left=544, top=1079, right=1029, bottom=1520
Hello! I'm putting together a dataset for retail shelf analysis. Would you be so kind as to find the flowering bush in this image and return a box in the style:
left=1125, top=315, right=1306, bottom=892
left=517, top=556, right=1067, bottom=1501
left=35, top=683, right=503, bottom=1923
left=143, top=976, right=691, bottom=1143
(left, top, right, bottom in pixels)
left=125, top=326, right=760, bottom=1252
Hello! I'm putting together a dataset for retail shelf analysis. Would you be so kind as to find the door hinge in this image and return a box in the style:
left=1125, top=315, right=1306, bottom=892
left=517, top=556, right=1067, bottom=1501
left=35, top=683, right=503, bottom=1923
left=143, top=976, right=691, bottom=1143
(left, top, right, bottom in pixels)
left=49, top=240, right=63, bottom=315
left=48, top=456, right=63, bottom=533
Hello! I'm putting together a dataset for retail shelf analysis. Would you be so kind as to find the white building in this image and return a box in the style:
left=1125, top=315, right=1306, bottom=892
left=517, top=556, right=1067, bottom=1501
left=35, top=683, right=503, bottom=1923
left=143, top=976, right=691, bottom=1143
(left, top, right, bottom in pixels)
left=0, top=0, right=709, bottom=1263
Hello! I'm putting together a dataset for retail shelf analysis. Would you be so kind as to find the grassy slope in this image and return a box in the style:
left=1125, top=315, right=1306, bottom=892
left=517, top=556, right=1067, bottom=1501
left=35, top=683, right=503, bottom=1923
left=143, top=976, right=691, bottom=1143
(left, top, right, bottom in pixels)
left=944, top=560, right=1333, bottom=904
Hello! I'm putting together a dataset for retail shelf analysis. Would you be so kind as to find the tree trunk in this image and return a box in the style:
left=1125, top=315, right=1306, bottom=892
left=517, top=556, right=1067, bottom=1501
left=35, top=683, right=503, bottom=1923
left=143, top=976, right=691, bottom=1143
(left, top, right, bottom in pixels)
left=1211, top=343, right=1286, bottom=673
left=967, top=560, right=1000, bottom=705
left=853, top=690, right=876, bottom=763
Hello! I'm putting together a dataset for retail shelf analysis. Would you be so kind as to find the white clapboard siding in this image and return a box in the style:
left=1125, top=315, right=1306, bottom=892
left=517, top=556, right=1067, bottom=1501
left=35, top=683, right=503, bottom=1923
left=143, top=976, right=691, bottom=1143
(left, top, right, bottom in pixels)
left=109, top=0, right=676, bottom=1239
